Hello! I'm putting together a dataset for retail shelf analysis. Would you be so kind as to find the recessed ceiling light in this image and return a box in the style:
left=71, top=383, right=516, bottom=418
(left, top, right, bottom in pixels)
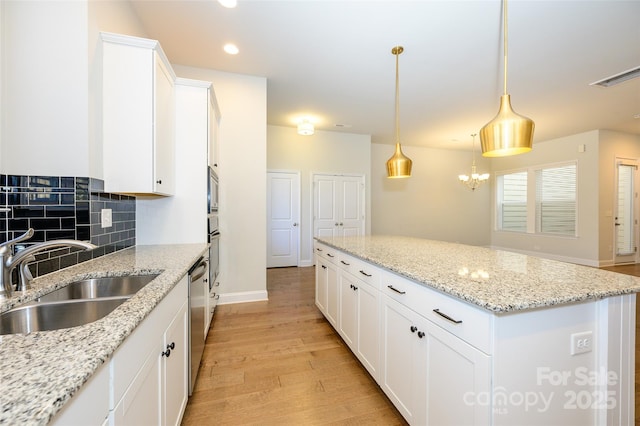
left=218, top=0, right=237, bottom=8
left=223, top=43, right=239, bottom=55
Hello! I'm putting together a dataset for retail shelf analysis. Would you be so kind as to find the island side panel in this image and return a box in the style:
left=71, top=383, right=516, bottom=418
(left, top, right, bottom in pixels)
left=492, top=301, right=598, bottom=425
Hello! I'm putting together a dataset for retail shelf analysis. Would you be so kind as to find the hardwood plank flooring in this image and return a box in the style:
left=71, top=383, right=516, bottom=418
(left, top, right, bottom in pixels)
left=182, top=266, right=406, bottom=425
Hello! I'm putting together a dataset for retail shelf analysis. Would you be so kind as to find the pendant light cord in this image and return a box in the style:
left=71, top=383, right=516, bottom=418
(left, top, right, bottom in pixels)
left=394, top=47, right=401, bottom=144
left=503, top=0, right=508, bottom=96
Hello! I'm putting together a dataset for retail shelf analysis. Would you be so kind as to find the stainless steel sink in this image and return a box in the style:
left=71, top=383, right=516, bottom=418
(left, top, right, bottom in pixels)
left=0, top=274, right=159, bottom=335
left=0, top=298, right=127, bottom=335
left=36, top=274, right=159, bottom=302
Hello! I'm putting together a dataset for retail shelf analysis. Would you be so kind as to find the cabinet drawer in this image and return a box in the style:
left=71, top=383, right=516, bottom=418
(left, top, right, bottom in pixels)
left=338, top=254, right=381, bottom=290
left=314, top=242, right=338, bottom=263
left=382, top=271, right=493, bottom=354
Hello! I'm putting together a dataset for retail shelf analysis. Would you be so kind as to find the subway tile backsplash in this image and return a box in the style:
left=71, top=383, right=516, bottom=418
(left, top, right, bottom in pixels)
left=0, top=175, right=135, bottom=280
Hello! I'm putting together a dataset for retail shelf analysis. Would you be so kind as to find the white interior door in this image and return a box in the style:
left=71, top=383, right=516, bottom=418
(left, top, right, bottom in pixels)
left=267, top=171, right=300, bottom=267
left=614, top=160, right=638, bottom=264
left=313, top=174, right=365, bottom=238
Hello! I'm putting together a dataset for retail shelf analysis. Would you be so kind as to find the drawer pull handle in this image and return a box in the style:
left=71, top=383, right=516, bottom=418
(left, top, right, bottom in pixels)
left=359, top=270, right=372, bottom=277
left=316, top=248, right=323, bottom=252
left=327, top=253, right=335, bottom=258
left=387, top=285, right=406, bottom=295
left=433, top=309, right=463, bottom=324
left=321, top=265, right=327, bottom=270
left=341, top=260, right=350, bottom=266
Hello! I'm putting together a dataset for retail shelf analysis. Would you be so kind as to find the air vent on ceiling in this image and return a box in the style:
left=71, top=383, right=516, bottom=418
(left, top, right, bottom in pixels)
left=590, top=66, right=640, bottom=87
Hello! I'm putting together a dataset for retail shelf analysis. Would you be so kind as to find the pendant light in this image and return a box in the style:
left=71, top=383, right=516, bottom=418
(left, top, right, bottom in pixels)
left=458, top=134, right=490, bottom=190
left=386, top=46, right=412, bottom=178
left=480, top=0, right=534, bottom=157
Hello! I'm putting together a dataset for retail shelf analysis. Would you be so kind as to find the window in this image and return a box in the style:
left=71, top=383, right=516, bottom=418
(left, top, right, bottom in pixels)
left=535, top=165, right=576, bottom=236
left=496, top=163, right=577, bottom=236
left=497, top=172, right=527, bottom=232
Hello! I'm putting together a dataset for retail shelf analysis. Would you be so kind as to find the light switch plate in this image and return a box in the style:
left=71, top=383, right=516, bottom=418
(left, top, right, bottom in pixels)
left=101, top=208, right=112, bottom=228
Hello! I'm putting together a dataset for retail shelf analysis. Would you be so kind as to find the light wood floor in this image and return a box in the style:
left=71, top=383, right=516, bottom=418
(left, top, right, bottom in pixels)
left=601, top=264, right=640, bottom=425
left=183, top=265, right=639, bottom=425
left=181, top=266, right=406, bottom=425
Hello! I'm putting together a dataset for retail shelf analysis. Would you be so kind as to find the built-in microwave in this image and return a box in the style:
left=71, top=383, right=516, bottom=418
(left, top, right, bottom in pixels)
left=208, top=166, right=219, bottom=214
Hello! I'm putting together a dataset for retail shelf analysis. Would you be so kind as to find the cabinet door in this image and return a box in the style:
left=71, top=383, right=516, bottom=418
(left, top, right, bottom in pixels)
left=325, top=261, right=339, bottom=327
left=112, top=348, right=162, bottom=426
left=315, top=257, right=329, bottom=314
left=162, top=302, right=189, bottom=426
left=356, top=278, right=380, bottom=379
left=153, top=51, right=175, bottom=195
left=208, top=88, right=221, bottom=169
left=424, top=321, right=491, bottom=426
left=338, top=271, right=358, bottom=349
left=380, top=295, right=427, bottom=425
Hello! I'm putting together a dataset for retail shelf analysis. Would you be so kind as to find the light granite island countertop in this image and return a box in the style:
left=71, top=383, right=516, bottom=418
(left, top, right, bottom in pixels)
left=314, top=235, right=639, bottom=425
left=316, top=235, right=640, bottom=313
left=0, top=243, right=208, bottom=425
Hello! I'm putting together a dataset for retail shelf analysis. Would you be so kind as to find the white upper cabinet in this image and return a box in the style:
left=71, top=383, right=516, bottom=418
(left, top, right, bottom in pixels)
left=101, top=32, right=176, bottom=196
left=208, top=87, right=221, bottom=170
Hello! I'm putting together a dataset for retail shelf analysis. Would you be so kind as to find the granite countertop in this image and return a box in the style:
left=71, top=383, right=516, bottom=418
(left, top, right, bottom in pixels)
left=316, top=235, right=640, bottom=313
left=0, top=243, right=208, bottom=425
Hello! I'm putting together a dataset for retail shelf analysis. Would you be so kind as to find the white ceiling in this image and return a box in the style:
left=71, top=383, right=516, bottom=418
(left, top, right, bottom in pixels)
left=130, top=0, right=640, bottom=150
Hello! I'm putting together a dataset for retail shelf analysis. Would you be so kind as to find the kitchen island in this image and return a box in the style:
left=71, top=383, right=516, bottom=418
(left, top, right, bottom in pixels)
left=0, top=243, right=207, bottom=425
left=315, top=235, right=639, bottom=425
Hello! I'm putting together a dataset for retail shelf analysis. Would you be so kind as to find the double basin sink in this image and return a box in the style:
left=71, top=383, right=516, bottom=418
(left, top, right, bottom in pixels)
left=0, top=274, right=159, bottom=335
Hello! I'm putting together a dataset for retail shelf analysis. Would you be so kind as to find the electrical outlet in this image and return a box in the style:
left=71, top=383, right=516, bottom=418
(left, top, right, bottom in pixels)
left=570, top=331, right=593, bottom=355
left=101, top=208, right=112, bottom=228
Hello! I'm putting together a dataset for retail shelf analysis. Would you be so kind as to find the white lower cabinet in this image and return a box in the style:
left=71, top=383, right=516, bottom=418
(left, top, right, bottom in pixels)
left=338, top=270, right=380, bottom=379
left=111, top=278, right=188, bottom=426
left=316, top=241, right=490, bottom=425
left=315, top=249, right=338, bottom=327
left=380, top=294, right=429, bottom=425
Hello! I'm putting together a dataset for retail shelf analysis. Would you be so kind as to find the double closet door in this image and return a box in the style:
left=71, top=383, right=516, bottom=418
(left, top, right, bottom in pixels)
left=313, top=174, right=365, bottom=238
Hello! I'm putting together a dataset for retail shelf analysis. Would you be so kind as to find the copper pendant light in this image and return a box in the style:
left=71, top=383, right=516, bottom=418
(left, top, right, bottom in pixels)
left=480, top=0, right=534, bottom=157
left=386, top=46, right=413, bottom=178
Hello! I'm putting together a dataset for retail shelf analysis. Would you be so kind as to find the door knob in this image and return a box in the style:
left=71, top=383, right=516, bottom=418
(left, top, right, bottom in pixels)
left=293, top=223, right=298, bottom=227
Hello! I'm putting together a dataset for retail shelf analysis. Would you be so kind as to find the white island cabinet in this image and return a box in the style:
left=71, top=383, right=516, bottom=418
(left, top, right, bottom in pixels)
left=315, top=237, right=638, bottom=426
left=101, top=32, right=176, bottom=196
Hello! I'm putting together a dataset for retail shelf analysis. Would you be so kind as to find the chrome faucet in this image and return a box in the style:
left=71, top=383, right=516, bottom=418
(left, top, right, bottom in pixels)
left=0, top=229, right=97, bottom=299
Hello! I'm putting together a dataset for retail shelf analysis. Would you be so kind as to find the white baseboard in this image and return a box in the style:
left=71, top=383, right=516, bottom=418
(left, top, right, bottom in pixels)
left=218, top=290, right=268, bottom=305
left=298, top=259, right=313, bottom=267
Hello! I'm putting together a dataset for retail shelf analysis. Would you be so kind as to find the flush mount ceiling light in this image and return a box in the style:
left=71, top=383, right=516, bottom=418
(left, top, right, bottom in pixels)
left=480, top=0, right=535, bottom=158
left=458, top=134, right=490, bottom=191
left=223, top=43, right=239, bottom=55
left=590, top=66, right=640, bottom=87
left=386, top=46, right=413, bottom=178
left=218, top=0, right=237, bottom=8
left=297, top=119, right=314, bottom=136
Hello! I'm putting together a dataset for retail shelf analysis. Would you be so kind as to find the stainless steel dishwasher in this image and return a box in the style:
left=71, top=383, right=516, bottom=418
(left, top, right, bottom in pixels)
left=188, top=256, right=208, bottom=395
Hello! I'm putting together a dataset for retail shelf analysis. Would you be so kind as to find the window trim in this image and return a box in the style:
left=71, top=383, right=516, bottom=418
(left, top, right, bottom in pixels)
left=494, top=161, right=579, bottom=238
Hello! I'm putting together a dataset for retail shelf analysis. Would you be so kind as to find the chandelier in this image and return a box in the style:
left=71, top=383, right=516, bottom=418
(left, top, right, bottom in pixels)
left=459, top=134, right=490, bottom=191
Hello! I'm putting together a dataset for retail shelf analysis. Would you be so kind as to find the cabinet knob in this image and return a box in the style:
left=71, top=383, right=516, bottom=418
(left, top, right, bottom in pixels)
left=156, top=179, right=162, bottom=185
left=410, top=326, right=417, bottom=333
left=417, top=331, right=425, bottom=339
left=293, top=223, right=298, bottom=227
left=162, top=342, right=175, bottom=357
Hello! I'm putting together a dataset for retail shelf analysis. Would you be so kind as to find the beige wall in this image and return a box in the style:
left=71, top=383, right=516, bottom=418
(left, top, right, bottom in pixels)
left=371, top=143, right=492, bottom=246
left=489, top=131, right=601, bottom=265
left=267, top=125, right=371, bottom=266
left=598, top=130, right=640, bottom=265
left=174, top=65, right=268, bottom=300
